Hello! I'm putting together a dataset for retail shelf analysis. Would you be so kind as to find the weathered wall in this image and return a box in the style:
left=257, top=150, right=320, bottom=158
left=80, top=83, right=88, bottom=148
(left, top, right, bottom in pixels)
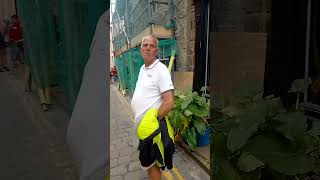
left=175, top=0, right=196, bottom=72
left=211, top=32, right=267, bottom=98
left=0, top=0, right=16, bottom=21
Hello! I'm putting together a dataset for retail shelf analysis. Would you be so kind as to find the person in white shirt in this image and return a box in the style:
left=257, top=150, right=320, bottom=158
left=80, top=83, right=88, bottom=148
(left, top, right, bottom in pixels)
left=131, top=35, right=175, bottom=180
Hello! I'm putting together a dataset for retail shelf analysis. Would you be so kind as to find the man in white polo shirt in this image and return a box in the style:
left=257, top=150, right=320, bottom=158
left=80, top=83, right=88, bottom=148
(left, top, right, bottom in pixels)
left=131, top=35, right=174, bottom=180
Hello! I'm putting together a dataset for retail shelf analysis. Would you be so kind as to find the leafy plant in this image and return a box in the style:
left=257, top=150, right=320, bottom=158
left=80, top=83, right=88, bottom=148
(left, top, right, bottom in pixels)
left=168, top=87, right=210, bottom=149
left=211, top=80, right=320, bottom=180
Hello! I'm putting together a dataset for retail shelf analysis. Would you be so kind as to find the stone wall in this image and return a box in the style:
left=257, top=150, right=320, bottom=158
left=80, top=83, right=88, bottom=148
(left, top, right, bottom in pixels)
left=0, top=0, right=16, bottom=21
left=175, top=0, right=196, bottom=72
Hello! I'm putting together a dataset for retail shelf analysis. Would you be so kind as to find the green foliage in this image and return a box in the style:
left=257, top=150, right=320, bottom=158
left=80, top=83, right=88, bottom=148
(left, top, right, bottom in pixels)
left=168, top=87, right=210, bottom=149
left=211, top=80, right=320, bottom=179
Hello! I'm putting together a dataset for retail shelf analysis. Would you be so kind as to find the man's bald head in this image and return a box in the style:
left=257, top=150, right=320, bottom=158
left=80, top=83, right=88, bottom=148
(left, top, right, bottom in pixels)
left=140, top=35, right=159, bottom=66
left=141, top=35, right=158, bottom=49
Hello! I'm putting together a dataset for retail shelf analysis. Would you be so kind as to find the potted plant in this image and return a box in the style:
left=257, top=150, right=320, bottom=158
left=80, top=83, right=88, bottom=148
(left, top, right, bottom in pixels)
left=168, top=86, right=210, bottom=149
left=211, top=80, right=320, bottom=180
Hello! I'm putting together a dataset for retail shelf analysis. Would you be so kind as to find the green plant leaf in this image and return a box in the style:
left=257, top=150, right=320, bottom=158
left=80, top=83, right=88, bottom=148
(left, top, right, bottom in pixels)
left=183, top=127, right=197, bottom=149
left=289, top=79, right=308, bottom=93
left=213, top=158, right=241, bottom=180
left=200, top=86, right=208, bottom=92
left=238, top=152, right=264, bottom=172
left=194, top=118, right=206, bottom=135
left=258, top=153, right=315, bottom=175
left=227, top=123, right=258, bottom=152
left=181, top=94, right=193, bottom=110
left=242, top=134, right=316, bottom=175
left=194, top=95, right=208, bottom=108
left=188, top=103, right=208, bottom=117
left=243, top=134, right=298, bottom=155
left=169, top=111, right=184, bottom=130
left=274, top=112, right=306, bottom=142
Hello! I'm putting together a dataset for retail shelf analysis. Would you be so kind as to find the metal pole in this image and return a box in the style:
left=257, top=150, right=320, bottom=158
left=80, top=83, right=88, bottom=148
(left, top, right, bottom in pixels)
left=204, top=0, right=210, bottom=88
left=304, top=0, right=312, bottom=103
left=115, top=7, right=130, bottom=45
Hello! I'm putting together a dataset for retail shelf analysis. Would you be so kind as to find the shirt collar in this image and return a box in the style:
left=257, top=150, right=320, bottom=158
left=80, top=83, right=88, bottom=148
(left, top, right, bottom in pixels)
left=143, top=59, right=159, bottom=70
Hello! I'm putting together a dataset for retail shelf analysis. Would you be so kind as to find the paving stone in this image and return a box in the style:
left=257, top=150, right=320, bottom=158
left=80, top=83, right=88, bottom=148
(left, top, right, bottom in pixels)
left=110, top=165, right=127, bottom=176
left=116, top=142, right=128, bottom=150
left=119, top=148, right=132, bottom=156
left=110, top=150, right=119, bottom=158
left=118, top=155, right=131, bottom=165
left=110, top=159, right=118, bottom=168
left=128, top=161, right=141, bottom=171
left=111, top=176, right=124, bottom=180
left=124, top=171, right=144, bottom=180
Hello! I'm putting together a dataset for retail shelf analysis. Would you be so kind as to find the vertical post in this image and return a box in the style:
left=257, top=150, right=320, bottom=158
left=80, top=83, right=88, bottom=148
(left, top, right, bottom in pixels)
left=304, top=0, right=312, bottom=103
left=205, top=0, right=210, bottom=88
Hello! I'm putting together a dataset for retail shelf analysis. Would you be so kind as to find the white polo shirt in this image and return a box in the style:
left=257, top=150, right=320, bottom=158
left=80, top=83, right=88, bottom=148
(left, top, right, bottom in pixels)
left=131, top=59, right=174, bottom=129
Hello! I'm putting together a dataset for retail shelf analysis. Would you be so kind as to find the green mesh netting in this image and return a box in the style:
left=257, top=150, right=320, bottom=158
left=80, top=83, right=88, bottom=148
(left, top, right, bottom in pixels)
left=115, top=56, right=128, bottom=92
left=112, top=0, right=176, bottom=51
left=17, top=0, right=109, bottom=112
left=115, top=39, right=179, bottom=95
left=54, top=0, right=108, bottom=111
left=16, top=0, right=59, bottom=88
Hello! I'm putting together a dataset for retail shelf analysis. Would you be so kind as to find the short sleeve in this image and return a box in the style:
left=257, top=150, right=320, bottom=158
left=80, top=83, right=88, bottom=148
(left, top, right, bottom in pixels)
left=158, top=68, right=174, bottom=93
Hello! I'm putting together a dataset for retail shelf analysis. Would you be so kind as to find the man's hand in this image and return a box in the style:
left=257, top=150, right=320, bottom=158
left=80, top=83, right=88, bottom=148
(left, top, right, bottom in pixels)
left=158, top=90, right=174, bottom=120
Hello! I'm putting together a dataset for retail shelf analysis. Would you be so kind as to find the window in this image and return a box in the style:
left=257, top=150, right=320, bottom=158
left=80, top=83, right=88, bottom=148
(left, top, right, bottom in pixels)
left=152, top=3, right=160, bottom=14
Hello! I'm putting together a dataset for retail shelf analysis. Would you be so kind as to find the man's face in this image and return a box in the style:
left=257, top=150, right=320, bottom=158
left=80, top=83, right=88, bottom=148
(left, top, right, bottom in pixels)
left=140, top=36, right=158, bottom=65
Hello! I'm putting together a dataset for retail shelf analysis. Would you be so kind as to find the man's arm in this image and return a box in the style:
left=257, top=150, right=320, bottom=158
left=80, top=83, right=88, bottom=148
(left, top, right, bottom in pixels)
left=158, top=90, right=174, bottom=120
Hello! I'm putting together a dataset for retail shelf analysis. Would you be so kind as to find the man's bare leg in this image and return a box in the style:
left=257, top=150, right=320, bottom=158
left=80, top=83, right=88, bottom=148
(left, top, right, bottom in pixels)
left=147, top=165, right=161, bottom=180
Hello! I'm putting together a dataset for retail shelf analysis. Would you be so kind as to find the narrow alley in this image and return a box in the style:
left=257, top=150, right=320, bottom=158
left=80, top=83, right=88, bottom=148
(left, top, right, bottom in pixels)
left=0, top=66, right=78, bottom=180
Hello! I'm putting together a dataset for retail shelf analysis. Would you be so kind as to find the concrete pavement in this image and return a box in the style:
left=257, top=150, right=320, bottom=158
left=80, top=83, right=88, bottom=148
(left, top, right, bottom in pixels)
left=0, top=66, right=78, bottom=180
left=110, top=84, right=210, bottom=180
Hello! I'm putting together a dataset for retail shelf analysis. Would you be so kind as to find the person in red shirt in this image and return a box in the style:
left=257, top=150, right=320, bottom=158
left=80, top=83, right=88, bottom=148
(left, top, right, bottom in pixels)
left=111, top=66, right=117, bottom=83
left=8, top=14, right=23, bottom=73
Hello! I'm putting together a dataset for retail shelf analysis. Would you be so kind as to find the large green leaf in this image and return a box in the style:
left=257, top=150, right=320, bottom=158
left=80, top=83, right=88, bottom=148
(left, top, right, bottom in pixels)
left=243, top=134, right=297, bottom=155
left=227, top=123, right=258, bottom=152
left=194, top=95, right=208, bottom=108
left=212, top=158, right=241, bottom=180
left=169, top=110, right=184, bottom=130
left=188, top=103, right=208, bottom=117
left=289, top=79, right=310, bottom=93
left=181, top=94, right=193, bottom=110
left=274, top=112, right=306, bottom=142
left=242, top=134, right=315, bottom=175
left=212, top=116, right=238, bottom=133
left=238, top=109, right=266, bottom=130
left=238, top=152, right=264, bottom=172
left=194, top=118, right=206, bottom=135
left=258, top=153, right=315, bottom=175
left=183, top=127, right=197, bottom=149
